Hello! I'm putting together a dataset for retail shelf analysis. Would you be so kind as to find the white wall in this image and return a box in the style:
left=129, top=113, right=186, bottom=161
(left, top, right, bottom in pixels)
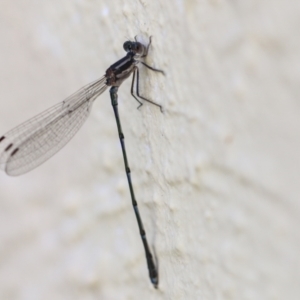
left=0, top=1, right=299, bottom=299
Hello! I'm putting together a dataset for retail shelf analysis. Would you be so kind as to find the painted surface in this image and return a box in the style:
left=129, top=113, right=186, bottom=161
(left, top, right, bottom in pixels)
left=0, top=1, right=299, bottom=299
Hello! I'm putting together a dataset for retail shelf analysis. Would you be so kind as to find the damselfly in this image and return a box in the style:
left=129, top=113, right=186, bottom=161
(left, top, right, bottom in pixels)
left=0, top=36, right=164, bottom=288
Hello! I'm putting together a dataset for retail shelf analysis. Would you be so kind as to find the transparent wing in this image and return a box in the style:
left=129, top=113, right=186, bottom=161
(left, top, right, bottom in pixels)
left=0, top=76, right=108, bottom=176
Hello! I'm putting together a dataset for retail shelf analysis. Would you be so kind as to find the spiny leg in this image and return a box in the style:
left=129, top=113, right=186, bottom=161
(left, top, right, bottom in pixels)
left=133, top=36, right=151, bottom=57
left=141, top=36, right=152, bottom=58
left=130, top=68, right=143, bottom=110
left=110, top=86, right=159, bottom=288
left=134, top=35, right=151, bottom=57
left=135, top=67, right=163, bottom=112
left=140, top=61, right=165, bottom=76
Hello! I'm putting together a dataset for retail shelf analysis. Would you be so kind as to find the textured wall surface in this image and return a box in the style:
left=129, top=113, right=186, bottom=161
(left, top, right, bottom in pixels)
left=0, top=1, right=299, bottom=299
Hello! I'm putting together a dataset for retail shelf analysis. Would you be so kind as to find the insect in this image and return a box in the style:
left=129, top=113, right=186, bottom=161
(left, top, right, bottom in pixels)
left=0, top=36, right=164, bottom=288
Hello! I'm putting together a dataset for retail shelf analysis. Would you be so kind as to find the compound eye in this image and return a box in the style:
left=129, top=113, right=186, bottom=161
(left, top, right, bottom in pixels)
left=123, top=41, right=132, bottom=52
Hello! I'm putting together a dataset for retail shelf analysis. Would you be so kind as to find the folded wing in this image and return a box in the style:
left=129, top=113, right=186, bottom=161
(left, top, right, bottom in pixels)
left=0, top=76, right=107, bottom=176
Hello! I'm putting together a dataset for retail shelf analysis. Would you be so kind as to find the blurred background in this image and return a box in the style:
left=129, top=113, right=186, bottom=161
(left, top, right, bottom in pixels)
left=0, top=1, right=299, bottom=299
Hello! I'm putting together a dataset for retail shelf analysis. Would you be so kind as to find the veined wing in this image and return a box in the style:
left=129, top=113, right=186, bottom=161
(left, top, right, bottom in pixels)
left=0, top=76, right=107, bottom=176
